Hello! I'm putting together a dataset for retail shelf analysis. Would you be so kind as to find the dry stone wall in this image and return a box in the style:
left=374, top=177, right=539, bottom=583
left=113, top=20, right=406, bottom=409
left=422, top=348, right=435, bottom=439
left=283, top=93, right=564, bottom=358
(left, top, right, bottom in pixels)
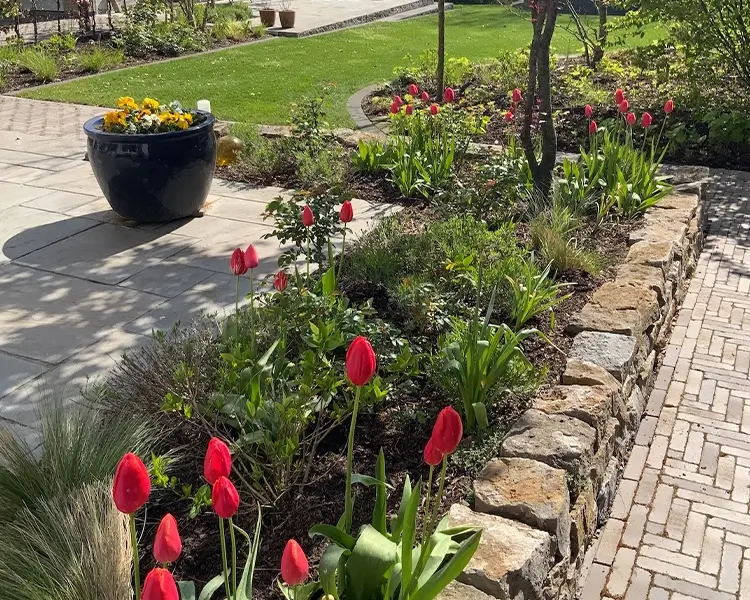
left=439, top=182, right=707, bottom=600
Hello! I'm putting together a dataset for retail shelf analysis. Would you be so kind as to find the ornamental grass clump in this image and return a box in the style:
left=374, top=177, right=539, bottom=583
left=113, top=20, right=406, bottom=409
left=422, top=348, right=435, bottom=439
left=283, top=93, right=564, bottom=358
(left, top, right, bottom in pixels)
left=102, top=97, right=199, bottom=134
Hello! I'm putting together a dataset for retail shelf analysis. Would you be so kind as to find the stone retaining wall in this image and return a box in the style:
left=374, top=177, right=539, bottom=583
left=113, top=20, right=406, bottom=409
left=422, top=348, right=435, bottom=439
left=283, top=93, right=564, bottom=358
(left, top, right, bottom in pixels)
left=439, top=180, right=708, bottom=600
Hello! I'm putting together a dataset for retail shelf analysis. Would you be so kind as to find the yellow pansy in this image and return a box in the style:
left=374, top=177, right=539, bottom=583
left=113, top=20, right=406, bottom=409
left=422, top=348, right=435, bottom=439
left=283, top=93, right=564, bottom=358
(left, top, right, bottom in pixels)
left=183, top=113, right=193, bottom=124
left=103, top=110, right=127, bottom=130
left=142, top=97, right=160, bottom=111
left=176, top=118, right=189, bottom=130
left=116, top=96, right=138, bottom=111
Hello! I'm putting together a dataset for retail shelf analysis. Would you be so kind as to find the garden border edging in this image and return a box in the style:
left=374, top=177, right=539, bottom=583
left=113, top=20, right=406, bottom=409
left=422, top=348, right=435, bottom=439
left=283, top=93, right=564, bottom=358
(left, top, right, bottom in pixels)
left=437, top=170, right=709, bottom=600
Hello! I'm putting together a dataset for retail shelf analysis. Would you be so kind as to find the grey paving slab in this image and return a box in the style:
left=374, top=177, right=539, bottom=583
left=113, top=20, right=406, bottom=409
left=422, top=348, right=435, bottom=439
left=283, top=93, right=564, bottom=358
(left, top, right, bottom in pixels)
left=209, top=180, right=292, bottom=203
left=0, top=205, right=99, bottom=263
left=21, top=189, right=100, bottom=214
left=0, top=181, right=53, bottom=209
left=0, top=351, right=46, bottom=399
left=16, top=223, right=193, bottom=285
left=0, top=263, right=161, bottom=364
left=119, top=263, right=215, bottom=298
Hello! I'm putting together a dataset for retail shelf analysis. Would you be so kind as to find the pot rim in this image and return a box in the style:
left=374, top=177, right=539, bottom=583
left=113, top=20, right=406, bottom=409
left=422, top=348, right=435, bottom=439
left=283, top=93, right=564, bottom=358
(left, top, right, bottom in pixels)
left=83, top=110, right=215, bottom=143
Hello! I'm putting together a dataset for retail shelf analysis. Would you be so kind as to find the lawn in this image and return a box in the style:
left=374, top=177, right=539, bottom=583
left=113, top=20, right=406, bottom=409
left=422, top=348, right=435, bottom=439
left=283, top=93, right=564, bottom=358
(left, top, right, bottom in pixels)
left=21, top=5, right=661, bottom=126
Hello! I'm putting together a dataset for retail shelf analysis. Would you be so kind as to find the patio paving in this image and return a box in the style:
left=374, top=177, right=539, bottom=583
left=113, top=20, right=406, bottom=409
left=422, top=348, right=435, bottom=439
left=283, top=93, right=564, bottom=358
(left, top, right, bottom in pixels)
left=0, top=96, right=394, bottom=444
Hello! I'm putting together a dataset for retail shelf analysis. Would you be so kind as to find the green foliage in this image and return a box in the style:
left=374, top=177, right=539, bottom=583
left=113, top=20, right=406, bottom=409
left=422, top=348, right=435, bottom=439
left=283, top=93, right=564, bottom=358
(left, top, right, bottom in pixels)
left=75, top=47, right=124, bottom=73
left=295, top=145, right=350, bottom=193
left=17, top=50, right=59, bottom=82
left=392, top=49, right=473, bottom=90
left=116, top=18, right=208, bottom=57
left=38, top=32, right=77, bottom=54
left=505, top=256, right=570, bottom=331
left=213, top=18, right=252, bottom=41
left=230, top=124, right=294, bottom=184
left=465, top=50, right=530, bottom=104
left=530, top=218, right=603, bottom=276
left=352, top=139, right=392, bottom=175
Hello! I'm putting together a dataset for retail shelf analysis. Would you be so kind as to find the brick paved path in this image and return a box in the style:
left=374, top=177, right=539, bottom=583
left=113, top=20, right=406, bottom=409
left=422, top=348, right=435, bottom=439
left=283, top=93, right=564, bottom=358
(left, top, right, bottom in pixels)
left=583, top=169, right=750, bottom=599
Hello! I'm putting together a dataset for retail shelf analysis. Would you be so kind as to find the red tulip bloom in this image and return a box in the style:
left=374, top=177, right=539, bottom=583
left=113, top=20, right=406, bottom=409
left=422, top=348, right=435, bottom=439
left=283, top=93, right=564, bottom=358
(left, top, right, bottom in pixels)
left=626, top=112, right=637, bottom=126
left=212, top=476, right=240, bottom=519
left=390, top=101, right=399, bottom=114
left=393, top=95, right=404, bottom=107
left=339, top=200, right=353, bottom=223
left=420, top=91, right=429, bottom=102
left=430, top=407, right=463, bottom=455
left=589, top=120, right=598, bottom=134
left=641, top=112, right=653, bottom=128
left=408, top=83, right=419, bottom=96
left=281, top=539, right=309, bottom=586
left=444, top=87, right=455, bottom=102
left=429, top=103, right=439, bottom=116
left=618, top=99, right=629, bottom=114
left=274, top=270, right=289, bottom=292
left=614, top=88, right=625, bottom=105
left=345, top=335, right=377, bottom=387
left=244, top=244, right=259, bottom=269
left=204, top=437, right=232, bottom=484
left=302, top=205, right=314, bottom=227
left=664, top=99, right=674, bottom=114
left=511, top=88, right=522, bottom=103
left=153, top=514, right=182, bottom=564
left=584, top=104, right=593, bottom=118
left=113, top=453, right=151, bottom=514
left=405, top=104, right=414, bottom=116
left=142, top=568, right=179, bottom=600
left=424, top=437, right=443, bottom=466
left=230, top=248, right=248, bottom=276
left=503, top=110, right=514, bottom=122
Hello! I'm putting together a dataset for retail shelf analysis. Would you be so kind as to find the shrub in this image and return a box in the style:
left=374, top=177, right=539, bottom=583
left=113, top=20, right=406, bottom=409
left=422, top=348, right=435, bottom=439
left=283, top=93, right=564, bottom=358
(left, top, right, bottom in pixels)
left=116, top=20, right=208, bottom=57
left=76, top=47, right=124, bottom=73
left=213, top=18, right=251, bottom=41
left=17, top=50, right=59, bottom=82
left=530, top=218, right=602, bottom=276
left=229, top=124, right=294, bottom=184
left=38, top=32, right=77, bottom=54
left=295, top=145, right=350, bottom=193
left=392, top=49, right=473, bottom=90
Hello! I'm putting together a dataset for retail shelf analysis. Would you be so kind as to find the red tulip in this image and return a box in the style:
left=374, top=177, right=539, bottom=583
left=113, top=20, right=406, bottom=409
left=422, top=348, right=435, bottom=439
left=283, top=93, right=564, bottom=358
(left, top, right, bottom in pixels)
left=153, top=514, right=182, bottom=564
left=641, top=112, right=653, bottom=128
left=503, top=110, right=514, bottom=122
left=230, top=248, right=248, bottom=276
left=584, top=104, right=593, bottom=118
left=589, top=120, right=598, bottom=134
left=429, top=103, right=439, bottom=116
left=408, top=83, right=419, bottom=96
left=424, top=437, right=443, bottom=466
left=664, top=99, right=674, bottom=114
left=112, top=453, right=151, bottom=514
left=345, top=335, right=377, bottom=387
left=142, top=568, right=179, bottom=600
left=444, top=87, right=455, bottom=102
left=339, top=200, right=353, bottom=223
left=511, top=88, right=522, bottom=103
left=614, top=88, right=625, bottom=105
left=244, top=244, right=259, bottom=269
left=212, top=476, right=240, bottom=519
left=420, top=91, right=429, bottom=102
left=302, top=205, right=314, bottom=227
left=390, top=101, right=399, bottom=114
left=405, top=104, right=414, bottom=116
left=626, top=112, right=637, bottom=126
left=393, top=95, right=404, bottom=107
left=431, top=407, right=463, bottom=455
left=618, top=99, right=629, bottom=114
left=204, top=437, right=232, bottom=484
left=281, top=539, right=309, bottom=586
left=274, top=270, right=289, bottom=292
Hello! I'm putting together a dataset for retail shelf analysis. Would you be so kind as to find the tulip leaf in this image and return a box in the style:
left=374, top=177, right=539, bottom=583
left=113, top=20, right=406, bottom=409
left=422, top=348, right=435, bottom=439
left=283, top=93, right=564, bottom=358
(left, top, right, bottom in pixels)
left=235, top=504, right=263, bottom=600
left=472, top=402, right=489, bottom=430
left=178, top=581, right=196, bottom=600
left=322, top=266, right=336, bottom=297
left=309, top=523, right=356, bottom=551
left=277, top=581, right=321, bottom=600
left=373, top=449, right=388, bottom=535
left=410, top=530, right=483, bottom=600
left=390, top=475, right=412, bottom=540
left=398, top=479, right=423, bottom=600
left=197, top=574, right=225, bottom=600
left=352, top=473, right=394, bottom=490
left=319, top=543, right=349, bottom=597
left=345, top=525, right=399, bottom=600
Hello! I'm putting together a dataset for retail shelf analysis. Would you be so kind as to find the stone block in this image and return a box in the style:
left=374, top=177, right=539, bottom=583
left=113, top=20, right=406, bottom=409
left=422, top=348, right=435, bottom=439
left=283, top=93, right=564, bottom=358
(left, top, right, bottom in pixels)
left=474, top=458, right=571, bottom=558
left=569, top=331, right=638, bottom=382
left=534, top=385, right=615, bottom=443
left=597, top=455, right=621, bottom=526
left=569, top=481, right=597, bottom=559
left=566, top=305, right=644, bottom=336
left=448, top=504, right=553, bottom=600
left=615, top=263, right=668, bottom=306
left=561, top=359, right=621, bottom=393
left=589, top=417, right=620, bottom=493
left=501, top=409, right=596, bottom=480
left=625, top=240, right=674, bottom=272
left=436, top=582, right=495, bottom=600
left=591, top=282, right=660, bottom=328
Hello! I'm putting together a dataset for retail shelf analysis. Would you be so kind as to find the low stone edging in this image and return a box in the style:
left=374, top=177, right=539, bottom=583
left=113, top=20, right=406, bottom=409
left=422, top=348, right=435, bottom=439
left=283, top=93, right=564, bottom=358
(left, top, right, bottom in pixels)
left=439, top=171, right=709, bottom=600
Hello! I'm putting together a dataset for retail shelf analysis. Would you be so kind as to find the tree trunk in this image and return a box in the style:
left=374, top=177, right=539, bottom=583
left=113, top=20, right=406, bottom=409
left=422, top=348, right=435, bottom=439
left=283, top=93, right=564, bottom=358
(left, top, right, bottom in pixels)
left=521, top=0, right=558, bottom=201
left=593, top=0, right=607, bottom=66
left=436, top=0, right=445, bottom=97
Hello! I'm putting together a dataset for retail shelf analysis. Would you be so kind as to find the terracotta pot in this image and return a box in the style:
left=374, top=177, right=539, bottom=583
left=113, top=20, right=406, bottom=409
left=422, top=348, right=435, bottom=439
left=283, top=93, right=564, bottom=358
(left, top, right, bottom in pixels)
left=259, top=8, right=276, bottom=27
left=278, top=9, right=295, bottom=28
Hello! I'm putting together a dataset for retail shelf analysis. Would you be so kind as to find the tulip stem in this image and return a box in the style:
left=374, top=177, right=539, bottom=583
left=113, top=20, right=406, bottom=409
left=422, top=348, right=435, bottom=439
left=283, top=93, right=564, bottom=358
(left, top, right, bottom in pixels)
left=219, top=518, right=232, bottom=600
left=249, top=273, right=255, bottom=357
left=129, top=513, right=142, bottom=600
left=421, top=464, right=434, bottom=544
left=343, top=385, right=362, bottom=533
left=336, top=229, right=347, bottom=284
left=229, top=516, right=238, bottom=600
left=305, top=231, right=310, bottom=280
left=428, top=456, right=448, bottom=537
left=235, top=275, right=240, bottom=347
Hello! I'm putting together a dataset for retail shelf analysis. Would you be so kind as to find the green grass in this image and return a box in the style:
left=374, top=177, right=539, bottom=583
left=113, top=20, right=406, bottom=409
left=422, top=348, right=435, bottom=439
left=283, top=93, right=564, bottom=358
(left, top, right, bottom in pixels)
left=21, top=5, right=661, bottom=125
